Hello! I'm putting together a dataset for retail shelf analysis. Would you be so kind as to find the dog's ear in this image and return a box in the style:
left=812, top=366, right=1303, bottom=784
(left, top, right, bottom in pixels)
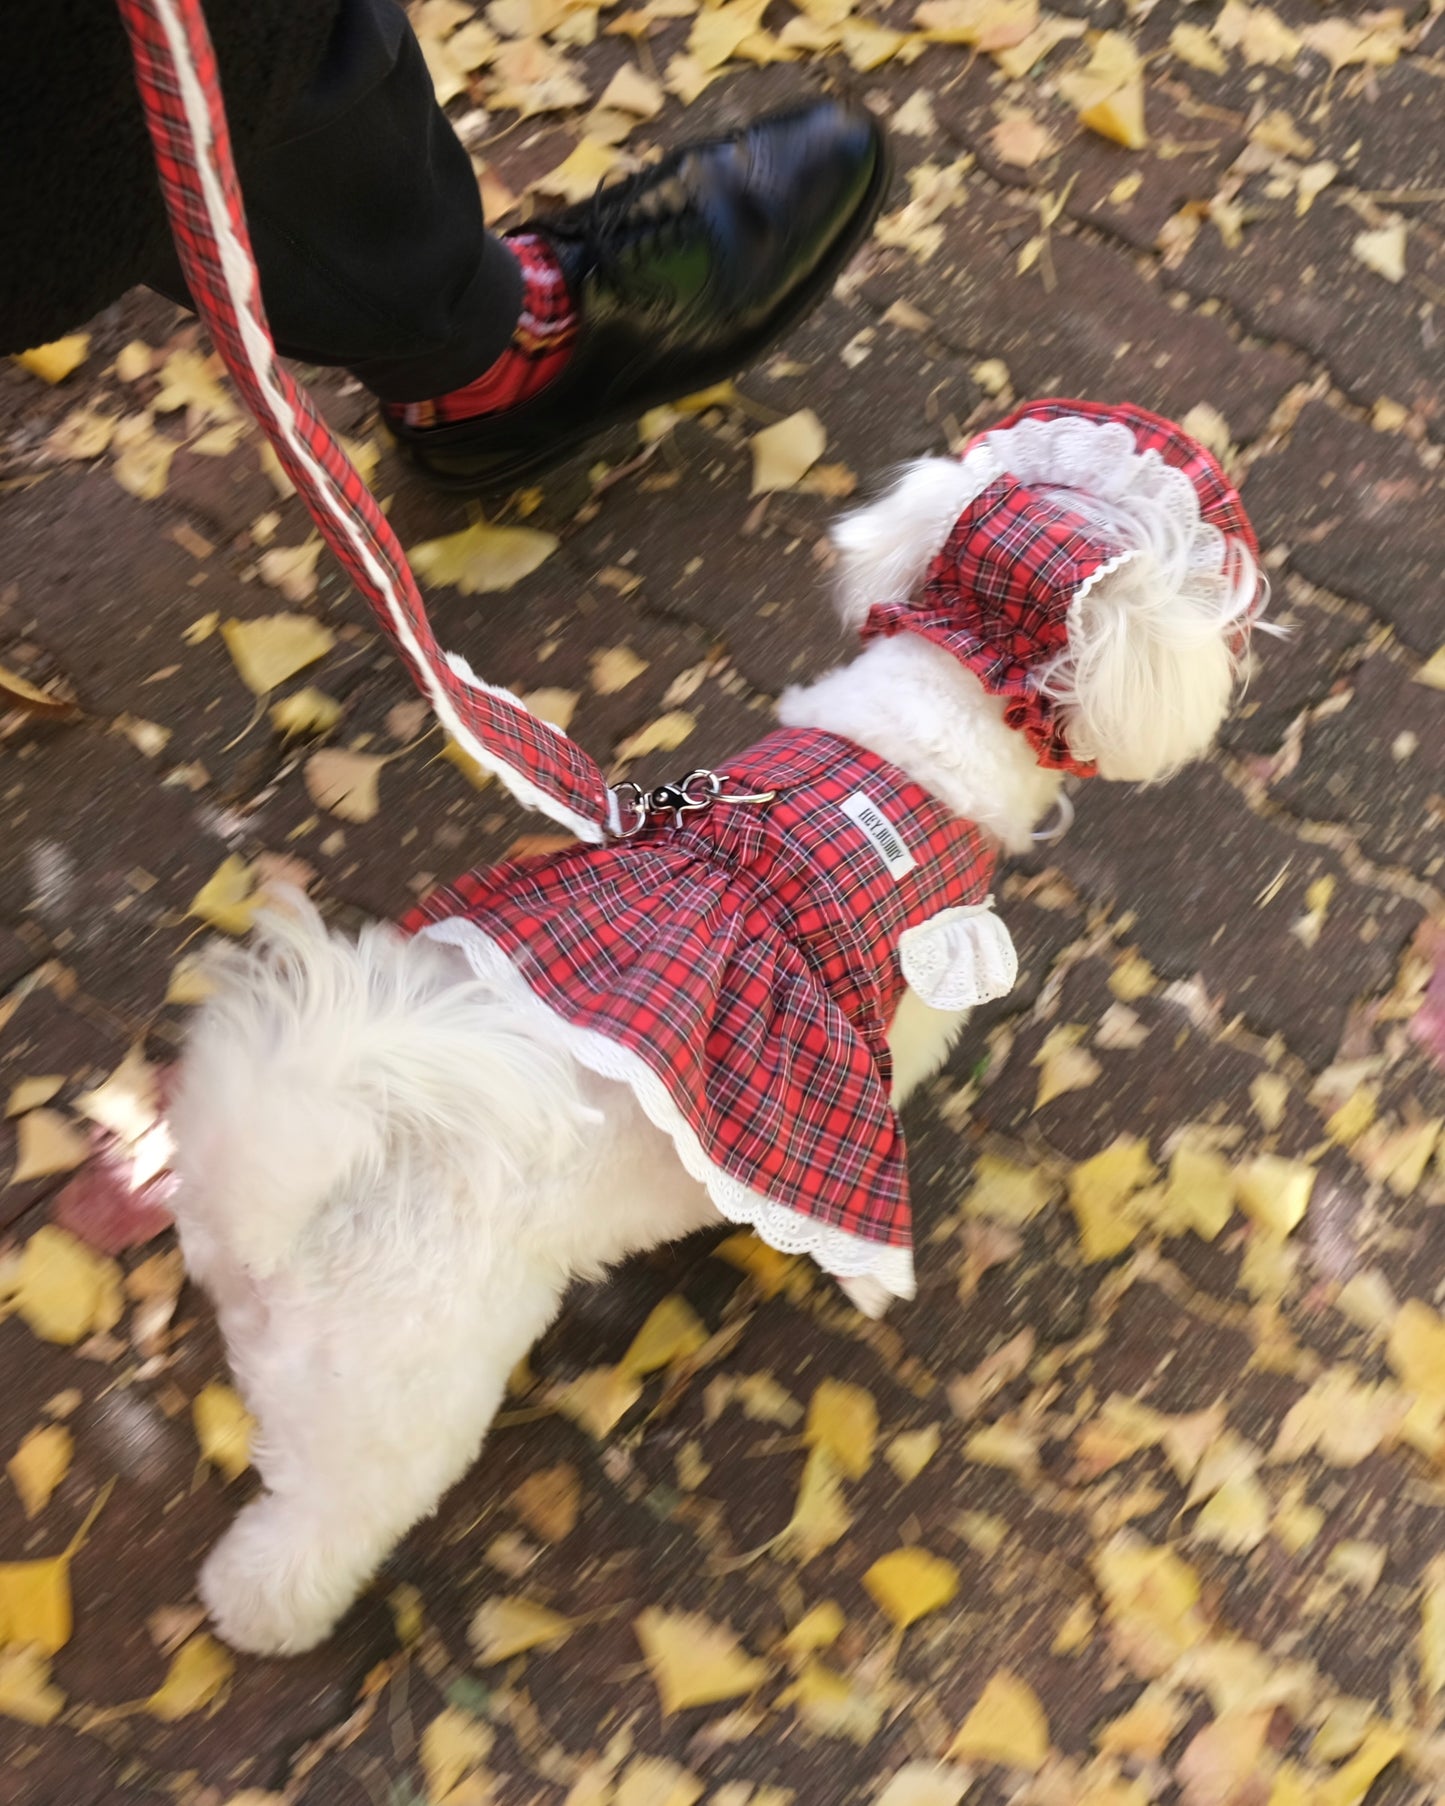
left=1042, top=495, right=1263, bottom=784
left=830, top=457, right=983, bottom=630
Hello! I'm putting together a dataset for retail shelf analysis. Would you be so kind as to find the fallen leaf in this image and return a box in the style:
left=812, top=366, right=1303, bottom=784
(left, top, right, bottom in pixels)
left=749, top=409, right=826, bottom=495
left=304, top=749, right=384, bottom=822
left=1093, top=1534, right=1207, bottom=1677
left=421, top=1706, right=494, bottom=1801
left=1057, top=31, right=1147, bottom=150
left=613, top=1757, right=705, bottom=1806
left=885, top=1426, right=940, bottom=1484
left=891, top=91, right=939, bottom=138
left=153, top=349, right=237, bottom=426
left=1413, top=647, right=1445, bottom=692
left=15, top=336, right=90, bottom=383
left=781, top=1599, right=846, bottom=1659
left=1156, top=1143, right=1235, bottom=1242
left=614, top=710, right=696, bottom=763
left=948, top=1670, right=1050, bottom=1771
left=554, top=1365, right=642, bottom=1438
left=222, top=614, right=336, bottom=695
left=111, top=414, right=177, bottom=500
left=863, top=1548, right=959, bottom=1629
left=1033, top=1024, right=1101, bottom=1110
left=1354, top=221, right=1408, bottom=283
left=1212, top=0, right=1300, bottom=66
left=963, top=1153, right=1052, bottom=1224
left=873, top=1762, right=973, bottom=1806
left=1422, top=1555, right=1445, bottom=1700
left=510, top=1464, right=580, bottom=1542
left=1301, top=14, right=1407, bottom=71
left=533, top=137, right=622, bottom=204
left=635, top=1608, right=769, bottom=1713
left=1171, top=20, right=1227, bottom=71
left=590, top=645, right=649, bottom=694
left=257, top=539, right=323, bottom=605
left=992, top=11, right=1083, bottom=76
left=989, top=109, right=1055, bottom=168
left=1177, top=1710, right=1271, bottom=1806
left=10, top=1109, right=88, bottom=1185
left=7, top=1425, right=73, bottom=1518
left=599, top=60, right=664, bottom=115
left=47, top=406, right=119, bottom=461
left=1272, top=1367, right=1406, bottom=1466
left=147, top=1634, right=233, bottom=1720
left=805, top=1379, right=877, bottom=1480
left=620, top=1294, right=707, bottom=1376
left=189, top=856, right=262, bottom=936
left=0, top=662, right=77, bottom=718
left=688, top=0, right=768, bottom=68
left=6, top=1077, right=63, bottom=1118
left=270, top=687, right=342, bottom=738
left=0, top=1483, right=109, bottom=1653
left=1194, top=1468, right=1270, bottom=1555
left=779, top=1447, right=852, bottom=1562
left=1235, top=1155, right=1314, bottom=1239
left=779, top=1659, right=884, bottom=1742
left=0, top=1646, right=66, bottom=1724
left=11, top=1226, right=123, bottom=1344
left=193, top=1382, right=253, bottom=1482
left=469, top=1596, right=574, bottom=1663
left=1069, top=1137, right=1155, bottom=1262
left=1250, top=1073, right=1289, bottom=1131
left=408, top=518, right=558, bottom=594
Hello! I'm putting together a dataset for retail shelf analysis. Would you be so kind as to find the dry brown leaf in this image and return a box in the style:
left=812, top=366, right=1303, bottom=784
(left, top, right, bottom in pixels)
left=948, top=1670, right=1050, bottom=1771
left=805, top=1379, right=877, bottom=1480
left=511, top=1464, right=581, bottom=1542
left=189, top=856, right=262, bottom=936
left=193, top=1382, right=254, bottom=1482
left=222, top=614, right=336, bottom=695
left=304, top=749, right=384, bottom=823
left=635, top=1608, right=769, bottom=1713
left=863, top=1548, right=959, bottom=1629
left=7, top=1425, right=73, bottom=1519
left=469, top=1596, right=573, bottom=1663
left=409, top=518, right=558, bottom=593
left=989, top=109, right=1055, bottom=168
left=15, top=335, right=90, bottom=383
left=750, top=410, right=826, bottom=495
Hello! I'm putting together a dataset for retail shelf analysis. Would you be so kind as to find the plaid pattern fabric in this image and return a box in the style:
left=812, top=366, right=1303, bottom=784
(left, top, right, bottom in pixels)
left=115, top=0, right=613, bottom=843
left=863, top=400, right=1261, bottom=776
left=405, top=730, right=998, bottom=1258
left=394, top=235, right=578, bottom=428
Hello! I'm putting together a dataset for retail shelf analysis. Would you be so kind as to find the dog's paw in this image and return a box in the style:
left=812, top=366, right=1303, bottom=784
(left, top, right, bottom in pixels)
left=199, top=1498, right=354, bottom=1656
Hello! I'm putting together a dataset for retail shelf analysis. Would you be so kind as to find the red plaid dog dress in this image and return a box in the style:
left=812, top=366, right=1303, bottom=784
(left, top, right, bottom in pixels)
left=406, top=730, right=1016, bottom=1301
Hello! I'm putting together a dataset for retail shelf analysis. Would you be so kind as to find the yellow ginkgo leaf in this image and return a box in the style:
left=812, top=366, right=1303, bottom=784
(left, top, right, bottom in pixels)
left=221, top=614, right=336, bottom=695
left=963, top=1154, right=1052, bottom=1224
left=749, top=409, right=826, bottom=495
left=1389, top=1299, right=1445, bottom=1401
left=712, top=1229, right=799, bottom=1297
left=1033, top=1023, right=1101, bottom=1110
left=15, top=335, right=90, bottom=383
left=0, top=1646, right=66, bottom=1725
left=589, top=645, right=648, bottom=695
left=1093, top=1534, right=1207, bottom=1677
left=304, top=748, right=384, bottom=823
left=780, top=1600, right=846, bottom=1659
left=598, top=61, right=664, bottom=116
left=620, top=1294, right=708, bottom=1377
left=1234, top=1155, right=1314, bottom=1239
left=270, top=687, right=342, bottom=739
left=10, top=1109, right=89, bottom=1185
left=534, top=138, right=622, bottom=205
left=469, top=1596, right=573, bottom=1664
left=420, top=1706, right=494, bottom=1801
left=7, top=1424, right=74, bottom=1518
left=863, top=1548, right=960, bottom=1629
left=1156, top=1143, right=1235, bottom=1242
left=5, top=1076, right=64, bottom=1117
left=779, top=1659, right=884, bottom=1743
left=0, top=1482, right=109, bottom=1653
left=13, top=1227, right=124, bottom=1346
left=1421, top=1556, right=1445, bottom=1700
left=510, top=1464, right=580, bottom=1543
left=805, top=1379, right=878, bottom=1481
left=189, top=856, right=262, bottom=936
left=885, top=1425, right=940, bottom=1484
left=147, top=1634, right=234, bottom=1720
left=193, top=1382, right=254, bottom=1482
left=1068, top=1136, right=1155, bottom=1263
left=687, top=0, right=768, bottom=69
left=554, top=1365, right=643, bottom=1439
left=949, top=1670, right=1050, bottom=1771
left=778, top=1446, right=852, bottom=1563
left=408, top=519, right=558, bottom=595
left=634, top=1607, right=769, bottom=1713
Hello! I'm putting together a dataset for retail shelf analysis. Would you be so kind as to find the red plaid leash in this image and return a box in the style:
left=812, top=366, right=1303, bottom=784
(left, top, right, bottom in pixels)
left=114, top=0, right=619, bottom=842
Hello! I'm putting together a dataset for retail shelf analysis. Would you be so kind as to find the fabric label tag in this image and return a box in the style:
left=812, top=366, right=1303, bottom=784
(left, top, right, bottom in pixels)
left=839, top=791, right=916, bottom=881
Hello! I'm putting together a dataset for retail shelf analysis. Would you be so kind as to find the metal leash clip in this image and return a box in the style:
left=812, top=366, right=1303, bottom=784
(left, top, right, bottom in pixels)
left=611, top=768, right=777, bottom=836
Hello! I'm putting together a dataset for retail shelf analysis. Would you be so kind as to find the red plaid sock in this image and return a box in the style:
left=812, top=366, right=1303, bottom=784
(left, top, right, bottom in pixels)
left=392, top=235, right=577, bottom=429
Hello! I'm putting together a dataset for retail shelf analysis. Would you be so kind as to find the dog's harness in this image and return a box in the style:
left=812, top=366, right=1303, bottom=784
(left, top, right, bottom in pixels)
left=117, top=0, right=1260, bottom=1304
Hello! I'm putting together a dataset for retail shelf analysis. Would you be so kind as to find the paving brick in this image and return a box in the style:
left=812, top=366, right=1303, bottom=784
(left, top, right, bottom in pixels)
left=1243, top=400, right=1445, bottom=652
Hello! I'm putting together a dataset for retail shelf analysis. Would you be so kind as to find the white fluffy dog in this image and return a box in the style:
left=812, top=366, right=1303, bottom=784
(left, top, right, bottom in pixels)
left=169, top=402, right=1265, bottom=1654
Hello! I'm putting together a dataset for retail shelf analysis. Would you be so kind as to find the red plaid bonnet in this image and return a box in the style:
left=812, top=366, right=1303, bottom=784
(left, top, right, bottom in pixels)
left=860, top=399, right=1262, bottom=777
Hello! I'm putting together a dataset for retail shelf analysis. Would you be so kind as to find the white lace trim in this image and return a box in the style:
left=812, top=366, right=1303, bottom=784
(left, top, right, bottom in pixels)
left=978, top=413, right=1237, bottom=599
left=898, top=900, right=1018, bottom=1012
left=419, top=916, right=918, bottom=1303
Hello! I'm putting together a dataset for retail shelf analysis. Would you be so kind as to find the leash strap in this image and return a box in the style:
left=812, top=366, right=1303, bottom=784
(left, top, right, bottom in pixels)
left=114, top=0, right=618, bottom=842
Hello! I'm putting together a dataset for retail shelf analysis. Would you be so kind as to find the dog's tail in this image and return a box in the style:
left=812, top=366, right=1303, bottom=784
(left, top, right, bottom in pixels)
left=168, top=897, right=593, bottom=1277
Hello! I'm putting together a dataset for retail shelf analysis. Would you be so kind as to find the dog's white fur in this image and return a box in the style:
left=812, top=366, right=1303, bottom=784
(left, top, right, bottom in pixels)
left=169, top=456, right=1260, bottom=1654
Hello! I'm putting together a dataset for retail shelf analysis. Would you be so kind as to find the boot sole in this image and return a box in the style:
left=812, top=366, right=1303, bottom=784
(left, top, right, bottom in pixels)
left=388, top=126, right=895, bottom=495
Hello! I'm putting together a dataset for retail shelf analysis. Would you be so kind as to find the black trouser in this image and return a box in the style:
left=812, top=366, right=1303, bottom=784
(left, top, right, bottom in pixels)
left=148, top=0, right=523, bottom=403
